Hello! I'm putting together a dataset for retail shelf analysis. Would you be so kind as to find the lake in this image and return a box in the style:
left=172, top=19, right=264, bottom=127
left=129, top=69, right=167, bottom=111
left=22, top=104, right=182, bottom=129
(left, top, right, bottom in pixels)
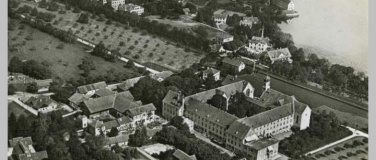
left=279, top=0, right=368, bottom=74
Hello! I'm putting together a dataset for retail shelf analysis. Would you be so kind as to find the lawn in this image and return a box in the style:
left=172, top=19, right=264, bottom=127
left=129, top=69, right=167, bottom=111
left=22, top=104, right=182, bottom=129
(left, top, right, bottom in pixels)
left=8, top=101, right=34, bottom=118
left=308, top=136, right=368, bottom=160
left=8, top=18, right=140, bottom=82
left=17, top=1, right=204, bottom=71
left=313, top=105, right=368, bottom=131
left=141, top=143, right=175, bottom=155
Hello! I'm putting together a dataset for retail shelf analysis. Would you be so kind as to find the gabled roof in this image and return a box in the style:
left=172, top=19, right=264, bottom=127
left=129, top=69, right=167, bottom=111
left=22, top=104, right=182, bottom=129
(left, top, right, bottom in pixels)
left=150, top=71, right=174, bottom=81
left=162, top=90, right=184, bottom=108
left=68, top=93, right=90, bottom=105
left=117, top=76, right=144, bottom=91
left=222, top=57, right=244, bottom=67
left=238, top=103, right=294, bottom=128
left=106, top=134, right=129, bottom=145
left=94, top=88, right=116, bottom=97
left=25, top=95, right=55, bottom=109
left=185, top=98, right=238, bottom=128
left=237, top=74, right=267, bottom=98
left=35, top=79, right=52, bottom=88
left=226, top=120, right=257, bottom=140
left=203, top=68, right=220, bottom=75
left=84, top=94, right=116, bottom=114
left=9, top=137, right=48, bottom=160
left=186, top=80, right=248, bottom=103
left=173, top=149, right=197, bottom=160
left=249, top=36, right=270, bottom=45
left=294, top=98, right=309, bottom=114
left=113, top=93, right=140, bottom=113
left=103, top=120, right=120, bottom=129
left=77, top=81, right=107, bottom=94
left=127, top=104, right=156, bottom=116
left=267, top=48, right=291, bottom=62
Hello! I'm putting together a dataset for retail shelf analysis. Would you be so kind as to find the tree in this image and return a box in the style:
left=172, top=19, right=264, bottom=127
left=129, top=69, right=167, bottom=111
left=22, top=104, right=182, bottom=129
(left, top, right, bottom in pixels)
left=94, top=149, right=119, bottom=160
left=107, top=127, right=119, bottom=137
left=170, top=116, right=189, bottom=131
left=85, top=135, right=106, bottom=152
left=8, top=84, right=16, bottom=95
left=77, top=13, right=90, bottom=24
left=8, top=112, right=17, bottom=139
left=26, top=82, right=39, bottom=93
left=46, top=138, right=72, bottom=160
left=16, top=114, right=31, bottom=137
left=207, top=94, right=227, bottom=111
left=67, top=135, right=90, bottom=160
left=8, top=56, right=24, bottom=73
left=31, top=114, right=50, bottom=151
left=204, top=73, right=217, bottom=90
left=128, top=126, right=149, bottom=147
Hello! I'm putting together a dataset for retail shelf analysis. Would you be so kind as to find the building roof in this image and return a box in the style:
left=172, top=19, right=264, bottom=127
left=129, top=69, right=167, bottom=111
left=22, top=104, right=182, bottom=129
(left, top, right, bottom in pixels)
left=35, top=79, right=53, bottom=88
left=68, top=93, right=90, bottom=105
left=84, top=94, right=116, bottom=114
left=249, top=36, right=270, bottom=45
left=241, top=16, right=259, bottom=24
left=162, top=90, right=184, bottom=109
left=244, top=137, right=279, bottom=150
left=238, top=103, right=294, bottom=128
left=113, top=92, right=140, bottom=113
left=25, top=95, right=55, bottom=110
left=203, top=68, right=220, bottom=75
left=116, top=116, right=133, bottom=125
left=77, top=81, right=107, bottom=94
left=103, top=120, right=120, bottom=129
left=106, top=134, right=129, bottom=146
left=173, top=149, right=197, bottom=160
left=186, top=80, right=247, bottom=103
left=150, top=71, right=174, bottom=81
left=267, top=48, right=291, bottom=62
left=9, top=137, right=48, bottom=160
left=89, top=120, right=104, bottom=128
left=222, top=57, right=244, bottom=67
left=117, top=76, right=144, bottom=91
left=226, top=120, right=257, bottom=140
left=247, top=89, right=293, bottom=108
left=293, top=98, right=309, bottom=114
left=237, top=74, right=267, bottom=98
left=185, top=98, right=238, bottom=128
left=127, top=104, right=156, bottom=116
left=94, top=88, right=116, bottom=97
left=271, top=0, right=292, bottom=9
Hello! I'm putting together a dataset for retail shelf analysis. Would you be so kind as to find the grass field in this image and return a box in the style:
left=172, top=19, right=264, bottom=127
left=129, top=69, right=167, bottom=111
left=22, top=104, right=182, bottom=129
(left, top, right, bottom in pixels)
left=313, top=105, right=368, bottom=130
left=309, top=136, right=368, bottom=160
left=17, top=1, right=204, bottom=71
left=8, top=19, right=140, bottom=81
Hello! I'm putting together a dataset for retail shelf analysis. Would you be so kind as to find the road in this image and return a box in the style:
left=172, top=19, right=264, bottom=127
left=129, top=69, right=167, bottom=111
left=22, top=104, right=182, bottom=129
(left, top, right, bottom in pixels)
left=305, top=126, right=368, bottom=155
left=192, top=130, right=235, bottom=157
left=8, top=95, right=38, bottom=116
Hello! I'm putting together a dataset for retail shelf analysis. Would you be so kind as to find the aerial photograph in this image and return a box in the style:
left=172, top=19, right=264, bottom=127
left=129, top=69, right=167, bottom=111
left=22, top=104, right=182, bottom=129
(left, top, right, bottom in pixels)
left=7, top=0, right=368, bottom=160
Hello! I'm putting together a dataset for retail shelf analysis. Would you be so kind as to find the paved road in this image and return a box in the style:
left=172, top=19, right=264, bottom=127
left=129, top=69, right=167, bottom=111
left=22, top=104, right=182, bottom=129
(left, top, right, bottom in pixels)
left=192, top=130, right=235, bottom=157
left=305, top=126, right=368, bottom=155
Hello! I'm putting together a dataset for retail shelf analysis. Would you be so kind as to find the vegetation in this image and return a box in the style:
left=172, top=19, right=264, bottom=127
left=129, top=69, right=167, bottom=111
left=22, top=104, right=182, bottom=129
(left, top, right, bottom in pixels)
left=279, top=112, right=352, bottom=158
left=9, top=56, right=52, bottom=80
left=128, top=126, right=150, bottom=147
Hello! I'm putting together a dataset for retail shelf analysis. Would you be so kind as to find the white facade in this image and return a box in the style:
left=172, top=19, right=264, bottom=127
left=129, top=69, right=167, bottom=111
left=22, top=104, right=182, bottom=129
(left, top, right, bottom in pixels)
left=288, top=2, right=294, bottom=10
left=294, top=107, right=311, bottom=130
left=37, top=102, right=58, bottom=113
left=203, top=72, right=220, bottom=81
left=213, top=17, right=227, bottom=24
left=238, top=63, right=246, bottom=72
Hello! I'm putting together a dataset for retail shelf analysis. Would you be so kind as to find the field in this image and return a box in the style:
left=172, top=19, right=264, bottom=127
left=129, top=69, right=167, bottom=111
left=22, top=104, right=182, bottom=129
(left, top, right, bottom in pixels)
left=309, top=137, right=368, bottom=160
left=8, top=19, right=140, bottom=81
left=313, top=105, right=368, bottom=131
left=141, top=143, right=174, bottom=155
left=18, top=1, right=204, bottom=71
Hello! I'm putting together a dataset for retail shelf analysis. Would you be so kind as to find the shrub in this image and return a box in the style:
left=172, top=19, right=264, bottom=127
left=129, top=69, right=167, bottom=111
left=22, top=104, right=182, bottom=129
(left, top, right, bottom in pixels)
left=58, top=10, right=66, bottom=14
left=18, top=25, right=25, bottom=30
left=143, top=44, right=148, bottom=48
left=145, top=40, right=149, bottom=43
left=133, top=55, right=140, bottom=59
left=156, top=43, right=160, bottom=47
left=53, top=20, right=59, bottom=25
left=104, top=35, right=108, bottom=39
left=184, top=48, right=191, bottom=52
left=148, top=52, right=153, bottom=57
left=138, top=50, right=143, bottom=54
left=95, top=33, right=100, bottom=36
left=81, top=26, right=85, bottom=30
left=346, top=152, right=354, bottom=157
left=334, top=147, right=343, bottom=152
left=25, top=35, right=33, bottom=41
left=168, top=61, right=174, bottom=65
left=128, top=45, right=135, bottom=50
left=127, top=38, right=131, bottom=42
left=124, top=51, right=131, bottom=55
left=26, top=83, right=38, bottom=93
left=344, top=143, right=353, bottom=148
left=8, top=84, right=16, bottom=95
left=29, top=46, right=36, bottom=51
left=134, top=40, right=138, bottom=45
left=162, top=52, right=166, bottom=55
left=158, top=57, right=163, bottom=61
left=362, top=138, right=368, bottom=144
left=103, top=28, right=107, bottom=32
left=141, top=30, right=147, bottom=35
left=57, top=43, right=64, bottom=49
left=73, top=23, right=78, bottom=28
left=132, top=28, right=139, bottom=33
left=119, top=41, right=125, bottom=46
left=88, top=30, right=92, bottom=33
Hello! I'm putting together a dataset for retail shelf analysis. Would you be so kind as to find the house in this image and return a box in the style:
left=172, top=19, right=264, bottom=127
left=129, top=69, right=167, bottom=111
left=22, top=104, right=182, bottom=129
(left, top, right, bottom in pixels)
left=213, top=13, right=227, bottom=24
left=8, top=137, right=48, bottom=160
left=126, top=103, right=157, bottom=125
left=173, top=149, right=197, bottom=160
left=92, top=88, right=116, bottom=98
left=202, top=68, right=220, bottom=81
left=162, top=74, right=312, bottom=160
left=222, top=57, right=246, bottom=73
left=119, top=3, right=144, bottom=15
left=266, top=48, right=292, bottom=64
left=116, top=76, right=144, bottom=92
left=77, top=81, right=107, bottom=95
left=105, top=0, right=125, bottom=10
left=214, top=32, right=234, bottom=44
left=150, top=71, right=174, bottom=82
left=24, top=95, right=58, bottom=113
left=239, top=16, right=259, bottom=28
left=105, top=134, right=129, bottom=147
left=246, top=36, right=272, bottom=54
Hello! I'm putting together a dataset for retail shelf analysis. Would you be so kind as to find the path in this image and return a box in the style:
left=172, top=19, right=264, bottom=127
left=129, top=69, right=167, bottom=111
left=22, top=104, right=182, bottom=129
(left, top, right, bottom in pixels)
left=304, top=126, right=368, bottom=155
left=192, top=130, right=235, bottom=157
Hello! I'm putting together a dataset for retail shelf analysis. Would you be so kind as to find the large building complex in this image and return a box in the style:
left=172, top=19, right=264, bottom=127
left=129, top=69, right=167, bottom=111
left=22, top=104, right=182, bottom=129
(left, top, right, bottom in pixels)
left=162, top=74, right=311, bottom=160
